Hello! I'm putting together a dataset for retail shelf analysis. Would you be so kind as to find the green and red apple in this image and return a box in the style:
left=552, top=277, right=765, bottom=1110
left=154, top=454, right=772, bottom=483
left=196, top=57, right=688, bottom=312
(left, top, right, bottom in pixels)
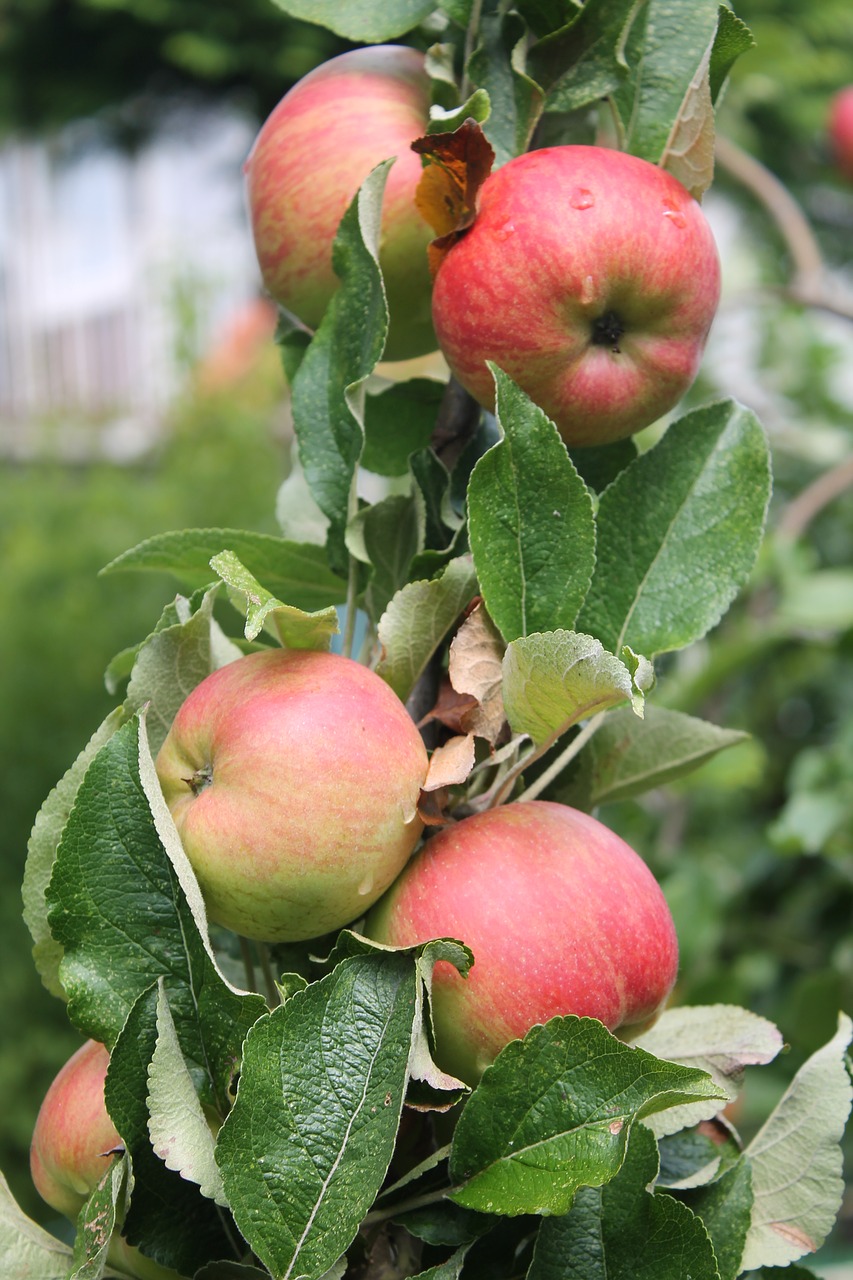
left=365, top=800, right=679, bottom=1084
left=431, top=145, right=721, bottom=446
left=245, top=44, right=436, bottom=361
left=30, top=1038, right=182, bottom=1280
left=155, top=648, right=429, bottom=943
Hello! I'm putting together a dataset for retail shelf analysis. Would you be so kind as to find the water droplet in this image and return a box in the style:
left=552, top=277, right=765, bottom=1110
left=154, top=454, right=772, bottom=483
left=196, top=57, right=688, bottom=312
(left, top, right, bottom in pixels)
left=570, top=188, right=595, bottom=210
left=358, top=873, right=375, bottom=897
left=494, top=218, right=516, bottom=242
left=662, top=207, right=686, bottom=229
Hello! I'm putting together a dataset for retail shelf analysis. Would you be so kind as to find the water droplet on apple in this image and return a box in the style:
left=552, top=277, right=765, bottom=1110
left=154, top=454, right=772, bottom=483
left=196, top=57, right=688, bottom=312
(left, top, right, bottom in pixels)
left=570, top=188, right=595, bottom=210
left=493, top=218, right=516, bottom=241
left=662, top=207, right=687, bottom=229
left=358, top=872, right=375, bottom=896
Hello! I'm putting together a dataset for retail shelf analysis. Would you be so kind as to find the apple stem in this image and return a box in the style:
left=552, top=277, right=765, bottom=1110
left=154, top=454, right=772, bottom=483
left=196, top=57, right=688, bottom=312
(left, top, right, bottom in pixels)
left=461, top=0, right=484, bottom=99
left=515, top=711, right=607, bottom=805
left=258, top=943, right=280, bottom=1007
left=240, top=936, right=257, bottom=994
left=476, top=710, right=606, bottom=811
left=342, top=472, right=361, bottom=660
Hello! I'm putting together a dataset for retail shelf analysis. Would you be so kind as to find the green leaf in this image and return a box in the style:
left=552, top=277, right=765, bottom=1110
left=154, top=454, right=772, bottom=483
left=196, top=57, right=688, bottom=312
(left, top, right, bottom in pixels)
left=568, top=438, right=638, bottom=493
left=147, top=980, right=227, bottom=1205
left=291, top=162, right=391, bottom=571
left=215, top=951, right=419, bottom=1280
left=709, top=7, right=756, bottom=103
left=468, top=368, right=596, bottom=643
left=527, top=1125, right=720, bottom=1279
left=676, top=1158, right=754, bottom=1280
left=411, top=448, right=462, bottom=552
left=268, top=0, right=435, bottom=41
left=326, top=931, right=472, bottom=1107
left=106, top=986, right=239, bottom=1275
left=123, top=585, right=239, bottom=755
left=210, top=549, right=340, bottom=649
left=410, top=1247, right=471, bottom=1279
left=529, top=0, right=638, bottom=108
left=376, top=555, right=479, bottom=701
left=502, top=631, right=635, bottom=747
left=347, top=492, right=425, bottom=625
left=429, top=87, right=493, bottom=134
left=448, top=1016, right=726, bottom=1215
left=635, top=1005, right=783, bottom=1138
left=23, top=707, right=126, bottom=998
left=568, top=704, right=750, bottom=806
left=467, top=8, right=545, bottom=164
left=577, top=401, right=771, bottom=658
left=740, top=1012, right=853, bottom=1272
left=46, top=713, right=266, bottom=1095
left=70, top=1157, right=127, bottom=1280
left=0, top=1169, right=74, bottom=1280
left=611, top=0, right=720, bottom=163
left=656, top=30, right=716, bottom=200
left=362, top=379, right=445, bottom=477
left=102, top=528, right=346, bottom=612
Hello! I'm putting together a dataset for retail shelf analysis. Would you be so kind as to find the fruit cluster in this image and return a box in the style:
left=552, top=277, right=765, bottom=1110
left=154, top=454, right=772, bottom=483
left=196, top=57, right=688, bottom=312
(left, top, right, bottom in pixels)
left=245, top=45, right=721, bottom=447
left=31, top=41, right=720, bottom=1277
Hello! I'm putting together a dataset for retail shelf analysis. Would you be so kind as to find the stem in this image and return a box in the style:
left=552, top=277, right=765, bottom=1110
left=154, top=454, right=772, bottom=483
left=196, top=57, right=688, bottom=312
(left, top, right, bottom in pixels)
left=258, top=943, right=280, bottom=1007
left=362, top=1184, right=453, bottom=1229
left=461, top=0, right=484, bottom=100
left=776, top=454, right=853, bottom=542
left=239, top=936, right=257, bottom=994
left=515, top=711, right=607, bottom=805
left=714, top=133, right=824, bottom=291
left=342, top=470, right=361, bottom=660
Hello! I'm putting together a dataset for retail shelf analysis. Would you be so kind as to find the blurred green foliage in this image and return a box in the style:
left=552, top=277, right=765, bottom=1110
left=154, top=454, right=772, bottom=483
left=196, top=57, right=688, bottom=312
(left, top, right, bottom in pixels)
left=0, top=358, right=287, bottom=1220
left=0, top=0, right=348, bottom=139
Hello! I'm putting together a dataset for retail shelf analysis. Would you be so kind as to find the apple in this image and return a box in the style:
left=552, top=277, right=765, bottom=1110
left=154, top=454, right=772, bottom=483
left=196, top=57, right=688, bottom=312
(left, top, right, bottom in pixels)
left=30, top=1038, right=122, bottom=1220
left=829, top=87, right=853, bottom=181
left=431, top=145, right=721, bottom=447
left=30, top=1039, right=182, bottom=1279
left=155, top=648, right=429, bottom=943
left=364, top=800, right=679, bottom=1083
left=245, top=45, right=436, bottom=362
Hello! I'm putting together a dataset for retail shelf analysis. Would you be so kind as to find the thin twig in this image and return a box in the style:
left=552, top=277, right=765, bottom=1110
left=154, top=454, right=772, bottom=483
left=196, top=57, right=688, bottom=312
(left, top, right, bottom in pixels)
left=515, top=711, right=607, bottom=805
left=777, top=453, right=853, bottom=542
left=714, top=133, right=824, bottom=288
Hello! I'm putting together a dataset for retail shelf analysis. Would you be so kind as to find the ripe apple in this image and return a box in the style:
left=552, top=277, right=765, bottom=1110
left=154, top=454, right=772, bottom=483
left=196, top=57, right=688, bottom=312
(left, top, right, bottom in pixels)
left=431, top=145, right=721, bottom=447
left=30, top=1038, right=122, bottom=1221
left=30, top=1038, right=184, bottom=1278
left=155, top=648, right=429, bottom=943
left=245, top=45, right=436, bottom=362
left=364, top=800, right=679, bottom=1083
left=829, top=87, right=853, bottom=181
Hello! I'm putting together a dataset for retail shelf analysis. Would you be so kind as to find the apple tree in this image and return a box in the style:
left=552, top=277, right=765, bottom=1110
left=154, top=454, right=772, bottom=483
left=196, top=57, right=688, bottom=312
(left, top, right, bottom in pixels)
left=5, top=2, right=852, bottom=1279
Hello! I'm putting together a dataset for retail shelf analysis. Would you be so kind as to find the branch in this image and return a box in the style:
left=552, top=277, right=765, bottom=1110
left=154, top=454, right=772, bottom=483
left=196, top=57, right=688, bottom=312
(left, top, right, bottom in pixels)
left=714, top=134, right=853, bottom=322
left=777, top=453, right=853, bottom=542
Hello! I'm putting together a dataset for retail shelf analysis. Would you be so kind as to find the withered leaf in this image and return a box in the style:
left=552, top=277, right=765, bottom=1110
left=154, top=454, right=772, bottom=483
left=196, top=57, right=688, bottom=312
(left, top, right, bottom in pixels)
left=413, top=118, right=496, bottom=274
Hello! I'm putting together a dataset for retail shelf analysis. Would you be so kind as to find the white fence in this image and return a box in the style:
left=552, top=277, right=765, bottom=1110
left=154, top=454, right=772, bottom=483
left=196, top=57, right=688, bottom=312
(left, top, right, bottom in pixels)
left=0, top=105, right=263, bottom=460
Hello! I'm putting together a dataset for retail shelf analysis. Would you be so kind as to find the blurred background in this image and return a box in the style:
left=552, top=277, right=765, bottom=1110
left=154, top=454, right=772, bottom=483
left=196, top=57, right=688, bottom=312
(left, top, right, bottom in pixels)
left=1, top=0, right=852, bottom=1272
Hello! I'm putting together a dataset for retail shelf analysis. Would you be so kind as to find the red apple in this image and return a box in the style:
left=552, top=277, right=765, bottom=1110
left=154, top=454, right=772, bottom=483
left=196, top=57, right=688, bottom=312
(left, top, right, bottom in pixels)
left=155, top=648, right=429, bottom=942
left=30, top=1038, right=184, bottom=1278
left=431, top=145, right=721, bottom=447
left=829, top=87, right=853, bottom=181
left=364, top=800, right=679, bottom=1083
left=30, top=1039, right=122, bottom=1221
left=245, top=45, right=436, bottom=362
